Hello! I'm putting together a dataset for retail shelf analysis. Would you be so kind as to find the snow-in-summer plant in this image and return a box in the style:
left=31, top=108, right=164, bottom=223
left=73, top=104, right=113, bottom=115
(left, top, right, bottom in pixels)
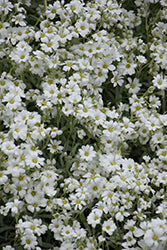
left=0, top=0, right=167, bottom=249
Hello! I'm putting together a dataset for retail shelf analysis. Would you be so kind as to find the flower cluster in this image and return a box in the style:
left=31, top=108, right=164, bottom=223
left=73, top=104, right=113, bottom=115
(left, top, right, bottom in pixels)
left=0, top=0, right=167, bottom=249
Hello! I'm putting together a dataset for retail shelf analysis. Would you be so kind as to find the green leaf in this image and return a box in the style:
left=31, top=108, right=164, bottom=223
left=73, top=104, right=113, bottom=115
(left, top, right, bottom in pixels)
left=0, top=226, right=14, bottom=233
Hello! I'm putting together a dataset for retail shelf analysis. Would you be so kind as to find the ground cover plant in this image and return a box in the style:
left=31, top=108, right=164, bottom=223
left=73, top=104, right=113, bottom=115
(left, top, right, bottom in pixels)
left=0, top=0, right=167, bottom=249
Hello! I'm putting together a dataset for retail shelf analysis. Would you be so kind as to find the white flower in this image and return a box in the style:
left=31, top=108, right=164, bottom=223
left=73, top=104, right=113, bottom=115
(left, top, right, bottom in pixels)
left=41, top=38, right=59, bottom=53
left=10, top=49, right=30, bottom=63
left=63, top=60, right=78, bottom=71
left=2, top=246, right=15, bottom=250
left=11, top=13, right=26, bottom=26
left=47, top=139, right=64, bottom=153
left=77, top=103, right=94, bottom=118
left=159, top=114, right=167, bottom=126
left=59, top=242, right=75, bottom=250
left=19, top=218, right=47, bottom=237
left=111, top=72, right=124, bottom=87
left=75, top=19, right=90, bottom=37
left=49, top=217, right=64, bottom=235
left=68, top=91, right=81, bottom=104
left=87, top=208, right=103, bottom=228
left=143, top=229, right=161, bottom=248
left=77, top=129, right=86, bottom=139
left=115, top=207, right=130, bottom=222
left=10, top=122, right=27, bottom=141
left=98, top=235, right=106, bottom=243
left=152, top=73, right=167, bottom=90
left=118, top=58, right=137, bottom=75
left=26, top=155, right=45, bottom=169
left=1, top=140, right=17, bottom=155
left=157, top=148, right=167, bottom=161
left=122, top=231, right=136, bottom=247
left=45, top=1, right=61, bottom=19
left=0, top=0, right=13, bottom=15
left=3, top=93, right=21, bottom=109
left=21, top=233, right=38, bottom=250
left=160, top=0, right=167, bottom=6
left=99, top=153, right=121, bottom=173
left=149, top=95, right=161, bottom=109
left=78, top=145, right=96, bottom=161
left=24, top=185, right=46, bottom=212
left=93, top=109, right=106, bottom=125
left=126, top=77, right=141, bottom=94
left=5, top=199, right=24, bottom=216
left=61, top=225, right=76, bottom=239
left=66, top=0, right=83, bottom=15
left=69, top=193, right=86, bottom=210
left=0, top=171, right=8, bottom=185
left=102, top=218, right=116, bottom=235
left=136, top=55, right=147, bottom=63
left=56, top=198, right=71, bottom=210
left=124, top=219, right=143, bottom=238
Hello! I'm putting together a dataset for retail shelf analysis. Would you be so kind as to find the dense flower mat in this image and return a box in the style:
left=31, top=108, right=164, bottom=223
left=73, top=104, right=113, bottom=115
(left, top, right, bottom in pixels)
left=0, top=0, right=167, bottom=249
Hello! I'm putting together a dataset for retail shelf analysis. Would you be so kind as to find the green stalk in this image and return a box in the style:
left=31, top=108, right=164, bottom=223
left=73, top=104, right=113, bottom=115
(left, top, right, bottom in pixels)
left=44, top=0, right=47, bottom=12
left=162, top=90, right=166, bottom=113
